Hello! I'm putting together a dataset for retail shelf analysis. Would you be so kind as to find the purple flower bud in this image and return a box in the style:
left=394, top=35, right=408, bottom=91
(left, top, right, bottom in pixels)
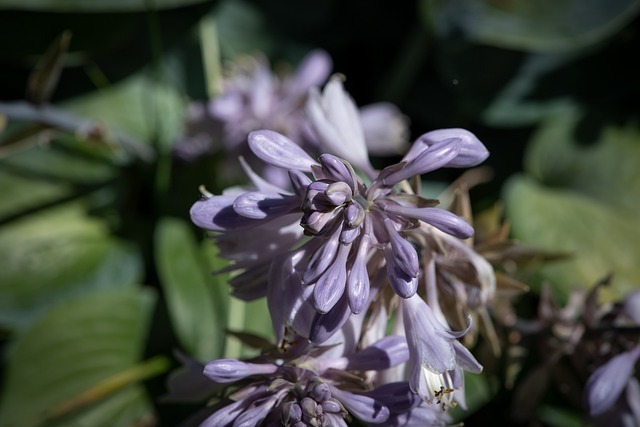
left=313, top=244, right=350, bottom=313
left=383, top=204, right=474, bottom=239
left=330, top=386, right=390, bottom=423
left=310, top=294, right=351, bottom=344
left=233, top=191, right=299, bottom=219
left=325, top=181, right=353, bottom=205
left=303, top=232, right=340, bottom=285
left=384, top=219, right=419, bottom=278
left=408, top=128, right=489, bottom=168
left=363, top=382, right=422, bottom=413
left=284, top=49, right=332, bottom=99
left=384, top=248, right=419, bottom=299
left=308, top=381, right=332, bottom=403
left=317, top=154, right=358, bottom=191
left=282, top=401, right=303, bottom=423
left=585, top=347, right=640, bottom=416
left=347, top=233, right=371, bottom=314
left=248, top=130, right=319, bottom=172
left=321, top=399, right=345, bottom=415
left=381, top=138, right=461, bottom=186
left=203, top=359, right=278, bottom=383
left=300, top=397, right=318, bottom=418
left=289, top=170, right=313, bottom=199
left=345, top=336, right=410, bottom=371
left=191, top=195, right=260, bottom=231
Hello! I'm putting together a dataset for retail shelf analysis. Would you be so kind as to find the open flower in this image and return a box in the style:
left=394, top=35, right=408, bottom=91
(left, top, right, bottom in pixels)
left=190, top=316, right=451, bottom=427
left=191, top=124, right=488, bottom=339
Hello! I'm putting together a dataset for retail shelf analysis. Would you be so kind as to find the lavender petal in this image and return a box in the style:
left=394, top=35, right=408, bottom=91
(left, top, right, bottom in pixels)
left=313, top=244, right=350, bottom=313
left=191, top=196, right=260, bottom=231
left=409, top=128, right=489, bottom=168
left=384, top=204, right=474, bottom=239
left=381, top=137, right=461, bottom=186
left=232, top=191, right=299, bottom=219
left=330, top=387, right=390, bottom=423
left=345, top=336, right=410, bottom=371
left=203, top=359, right=277, bottom=383
left=248, top=130, right=318, bottom=171
left=585, top=347, right=640, bottom=416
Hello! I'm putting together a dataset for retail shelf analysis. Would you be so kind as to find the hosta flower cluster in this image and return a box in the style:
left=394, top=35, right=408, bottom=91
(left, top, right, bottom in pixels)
left=183, top=52, right=495, bottom=426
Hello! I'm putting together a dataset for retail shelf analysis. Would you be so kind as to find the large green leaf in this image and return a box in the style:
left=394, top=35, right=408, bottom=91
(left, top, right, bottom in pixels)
left=422, top=0, right=640, bottom=52
left=64, top=71, right=187, bottom=154
left=0, top=203, right=143, bottom=330
left=0, top=288, right=157, bottom=427
left=503, top=110, right=640, bottom=299
left=0, top=0, right=211, bottom=12
left=0, top=168, right=72, bottom=221
left=155, top=217, right=229, bottom=361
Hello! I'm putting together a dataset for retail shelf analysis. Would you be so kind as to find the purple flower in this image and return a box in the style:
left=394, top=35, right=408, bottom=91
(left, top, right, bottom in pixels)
left=585, top=347, right=640, bottom=417
left=195, top=321, right=420, bottom=427
left=191, top=125, right=486, bottom=331
left=401, top=294, right=482, bottom=408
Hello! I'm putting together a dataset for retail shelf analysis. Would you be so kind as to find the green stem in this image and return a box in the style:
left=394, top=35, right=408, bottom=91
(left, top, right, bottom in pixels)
left=199, top=14, right=224, bottom=98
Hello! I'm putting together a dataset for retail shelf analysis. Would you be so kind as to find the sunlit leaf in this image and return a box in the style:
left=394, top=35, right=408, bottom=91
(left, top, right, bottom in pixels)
left=423, top=0, right=640, bottom=52
left=0, top=203, right=143, bottom=330
left=64, top=72, right=187, bottom=153
left=0, top=288, right=157, bottom=427
left=504, top=109, right=640, bottom=300
left=155, top=217, right=228, bottom=361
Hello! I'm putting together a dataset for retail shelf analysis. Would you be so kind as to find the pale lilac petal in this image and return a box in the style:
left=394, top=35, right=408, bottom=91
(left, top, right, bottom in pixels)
left=313, top=244, right=350, bottom=313
left=203, top=359, right=277, bottom=383
left=384, top=204, right=474, bottom=239
left=303, top=231, right=341, bottom=285
left=309, top=294, right=351, bottom=344
left=330, top=387, right=390, bottom=423
left=199, top=398, right=246, bottom=427
left=384, top=248, right=419, bottom=299
left=453, top=340, right=483, bottom=373
left=191, top=196, right=260, bottom=231
left=381, top=138, right=461, bottom=186
left=359, top=102, right=410, bottom=156
left=405, top=128, right=489, bottom=168
left=232, top=394, right=279, bottom=427
left=586, top=347, right=640, bottom=416
left=316, top=153, right=357, bottom=190
left=384, top=219, right=419, bottom=278
left=248, top=130, right=318, bottom=171
left=285, top=49, right=333, bottom=98
left=402, top=295, right=458, bottom=374
left=238, top=156, right=292, bottom=195
left=623, top=291, right=640, bottom=324
left=362, top=382, right=421, bottom=413
left=345, top=336, right=410, bottom=371
left=347, top=233, right=371, bottom=314
left=232, top=191, right=299, bottom=219
left=305, top=79, right=374, bottom=174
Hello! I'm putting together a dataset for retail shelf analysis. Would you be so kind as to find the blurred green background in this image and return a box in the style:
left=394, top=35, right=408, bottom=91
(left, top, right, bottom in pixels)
left=1, top=0, right=639, bottom=426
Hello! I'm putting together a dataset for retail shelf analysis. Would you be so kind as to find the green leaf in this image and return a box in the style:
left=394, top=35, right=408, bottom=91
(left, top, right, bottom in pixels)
left=0, top=203, right=143, bottom=330
left=0, top=0, right=211, bottom=12
left=525, top=110, right=640, bottom=213
left=0, top=288, right=157, bottom=427
left=504, top=110, right=640, bottom=299
left=64, top=71, right=187, bottom=154
left=504, top=177, right=640, bottom=300
left=0, top=168, right=72, bottom=221
left=422, top=0, right=640, bottom=52
left=155, top=217, right=228, bottom=361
